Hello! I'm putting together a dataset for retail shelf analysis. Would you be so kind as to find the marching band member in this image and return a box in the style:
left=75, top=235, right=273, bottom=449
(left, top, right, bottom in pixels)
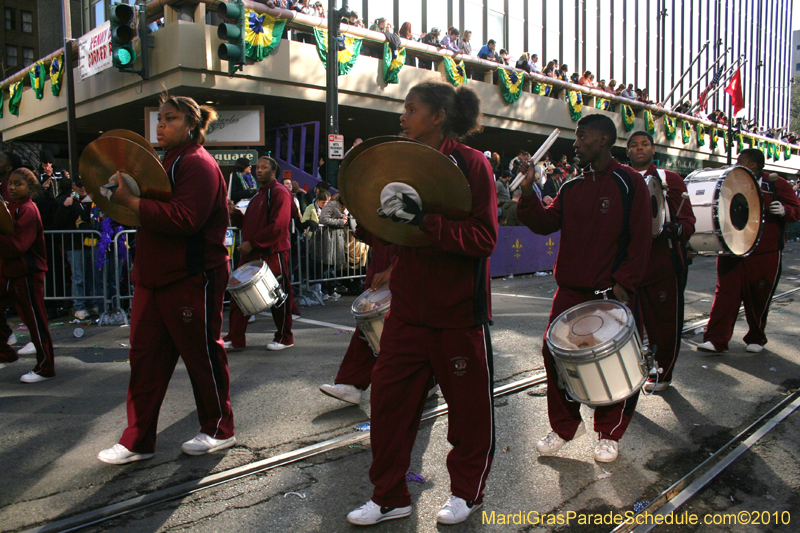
left=319, top=226, right=398, bottom=405
left=0, top=168, right=55, bottom=382
left=517, top=115, right=651, bottom=463
left=626, top=131, right=696, bottom=392
left=698, top=149, right=800, bottom=354
left=347, top=81, right=497, bottom=526
left=225, top=156, right=296, bottom=351
left=98, top=95, right=235, bottom=464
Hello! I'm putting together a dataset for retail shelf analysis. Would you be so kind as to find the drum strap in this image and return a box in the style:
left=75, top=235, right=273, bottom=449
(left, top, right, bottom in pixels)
left=168, top=155, right=182, bottom=191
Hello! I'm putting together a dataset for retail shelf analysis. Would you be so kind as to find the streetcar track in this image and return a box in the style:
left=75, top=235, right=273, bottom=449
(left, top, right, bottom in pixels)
left=17, top=287, right=800, bottom=533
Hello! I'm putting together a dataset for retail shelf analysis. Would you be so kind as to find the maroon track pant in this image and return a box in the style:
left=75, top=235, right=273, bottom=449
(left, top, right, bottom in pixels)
left=0, top=273, right=54, bottom=376
left=368, top=313, right=495, bottom=508
left=119, top=265, right=234, bottom=454
left=639, top=273, right=683, bottom=382
left=334, top=326, right=376, bottom=390
left=226, top=251, right=294, bottom=347
left=543, top=287, right=641, bottom=442
left=703, top=251, right=782, bottom=351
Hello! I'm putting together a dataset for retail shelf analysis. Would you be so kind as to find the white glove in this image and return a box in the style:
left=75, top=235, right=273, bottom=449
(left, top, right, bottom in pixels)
left=769, top=200, right=786, bottom=217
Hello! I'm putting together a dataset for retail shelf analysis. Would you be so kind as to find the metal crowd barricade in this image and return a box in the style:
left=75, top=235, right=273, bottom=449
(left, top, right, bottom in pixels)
left=301, top=224, right=368, bottom=289
left=42, top=229, right=110, bottom=314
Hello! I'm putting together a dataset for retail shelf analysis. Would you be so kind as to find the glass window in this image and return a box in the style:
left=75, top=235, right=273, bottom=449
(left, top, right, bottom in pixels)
left=465, top=0, right=484, bottom=49
left=796, top=63, right=799, bottom=71
left=544, top=0, right=559, bottom=67
left=427, top=0, right=447, bottom=33
left=367, top=0, right=392, bottom=28
left=452, top=1, right=459, bottom=32
left=6, top=45, right=18, bottom=67
left=488, top=11, right=504, bottom=51
left=398, top=0, right=422, bottom=39
left=5, top=8, right=14, bottom=30
left=21, top=11, right=32, bottom=33
left=22, top=47, right=34, bottom=67
left=508, top=0, right=524, bottom=59
left=92, top=0, right=106, bottom=28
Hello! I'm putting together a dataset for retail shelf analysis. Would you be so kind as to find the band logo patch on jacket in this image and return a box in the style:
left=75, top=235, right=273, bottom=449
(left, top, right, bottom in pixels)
left=180, top=306, right=194, bottom=323
left=451, top=356, right=469, bottom=376
left=599, top=197, right=611, bottom=213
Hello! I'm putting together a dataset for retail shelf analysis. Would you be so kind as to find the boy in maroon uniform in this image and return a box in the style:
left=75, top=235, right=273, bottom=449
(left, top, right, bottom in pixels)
left=0, top=168, right=55, bottom=382
left=517, top=114, right=651, bottom=463
left=698, top=149, right=800, bottom=354
left=98, top=95, right=235, bottom=464
left=225, top=156, right=295, bottom=351
left=626, top=131, right=696, bottom=392
left=347, top=81, right=497, bottom=526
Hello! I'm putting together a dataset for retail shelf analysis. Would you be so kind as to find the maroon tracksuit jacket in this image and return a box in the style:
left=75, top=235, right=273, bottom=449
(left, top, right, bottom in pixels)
left=704, top=172, right=800, bottom=350
left=638, top=164, right=696, bottom=383
left=119, top=141, right=234, bottom=454
left=227, top=178, right=295, bottom=346
left=369, top=137, right=498, bottom=508
left=517, top=158, right=651, bottom=441
left=334, top=226, right=399, bottom=389
left=0, top=197, right=54, bottom=376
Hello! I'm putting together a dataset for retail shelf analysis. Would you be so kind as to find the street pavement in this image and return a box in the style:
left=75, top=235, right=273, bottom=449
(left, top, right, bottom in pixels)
left=2, top=243, right=800, bottom=532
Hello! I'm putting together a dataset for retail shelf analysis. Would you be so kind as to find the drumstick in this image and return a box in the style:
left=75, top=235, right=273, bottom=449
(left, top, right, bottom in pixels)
left=667, top=192, right=690, bottom=250
left=510, top=129, right=561, bottom=191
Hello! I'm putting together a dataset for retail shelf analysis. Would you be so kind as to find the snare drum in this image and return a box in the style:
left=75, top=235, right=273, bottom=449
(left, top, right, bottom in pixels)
left=645, top=175, right=667, bottom=237
left=227, top=260, right=286, bottom=316
left=235, top=198, right=252, bottom=213
left=546, top=300, right=650, bottom=406
left=351, top=285, right=391, bottom=355
left=684, top=166, right=763, bottom=256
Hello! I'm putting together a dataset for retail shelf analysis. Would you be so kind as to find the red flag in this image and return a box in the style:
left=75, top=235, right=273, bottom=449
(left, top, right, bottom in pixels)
left=725, top=68, right=745, bottom=115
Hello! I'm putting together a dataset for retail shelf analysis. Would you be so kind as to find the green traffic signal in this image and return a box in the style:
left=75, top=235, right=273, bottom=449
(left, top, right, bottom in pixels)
left=110, top=3, right=136, bottom=69
left=217, top=0, right=246, bottom=75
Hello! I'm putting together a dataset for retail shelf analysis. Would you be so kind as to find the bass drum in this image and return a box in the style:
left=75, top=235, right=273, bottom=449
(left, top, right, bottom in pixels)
left=644, top=175, right=667, bottom=238
left=684, top=166, right=763, bottom=256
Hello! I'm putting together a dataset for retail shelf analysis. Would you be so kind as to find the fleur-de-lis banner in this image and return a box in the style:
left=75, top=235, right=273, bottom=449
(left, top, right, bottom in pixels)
left=622, top=104, right=635, bottom=132
left=50, top=53, right=65, bottom=96
left=498, top=67, right=523, bottom=103
left=443, top=56, right=467, bottom=86
left=245, top=10, right=287, bottom=61
left=382, top=43, right=405, bottom=84
left=314, top=28, right=362, bottom=75
left=567, top=90, right=582, bottom=121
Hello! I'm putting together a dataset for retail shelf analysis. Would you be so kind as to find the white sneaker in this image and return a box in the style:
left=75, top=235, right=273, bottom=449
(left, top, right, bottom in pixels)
left=696, top=341, right=726, bottom=354
left=319, top=383, right=361, bottom=405
left=427, top=383, right=440, bottom=399
left=347, top=500, right=411, bottom=525
left=746, top=344, right=764, bottom=353
left=7, top=333, right=16, bottom=346
left=74, top=309, right=90, bottom=320
left=18, top=342, right=36, bottom=355
left=535, top=421, right=586, bottom=455
left=643, top=379, right=671, bottom=392
left=97, top=443, right=154, bottom=465
left=437, top=495, right=482, bottom=525
left=595, top=438, right=619, bottom=462
left=181, top=433, right=236, bottom=456
left=267, top=342, right=294, bottom=351
left=248, top=315, right=256, bottom=323
left=20, top=371, right=54, bottom=383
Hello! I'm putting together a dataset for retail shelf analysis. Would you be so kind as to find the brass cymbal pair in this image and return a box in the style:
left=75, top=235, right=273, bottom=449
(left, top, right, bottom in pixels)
left=79, top=130, right=170, bottom=227
left=338, top=136, right=472, bottom=247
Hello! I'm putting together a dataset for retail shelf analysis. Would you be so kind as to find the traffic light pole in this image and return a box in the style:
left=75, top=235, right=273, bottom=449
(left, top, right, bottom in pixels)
left=61, top=0, right=78, bottom=179
left=325, top=0, right=340, bottom=187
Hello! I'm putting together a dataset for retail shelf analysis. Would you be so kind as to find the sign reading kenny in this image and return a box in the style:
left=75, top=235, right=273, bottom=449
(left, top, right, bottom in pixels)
left=145, top=106, right=265, bottom=147
left=79, top=22, right=112, bottom=80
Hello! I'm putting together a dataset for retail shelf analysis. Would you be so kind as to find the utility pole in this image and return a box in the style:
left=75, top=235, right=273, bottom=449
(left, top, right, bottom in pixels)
left=61, top=0, right=78, bottom=180
left=325, top=0, right=351, bottom=188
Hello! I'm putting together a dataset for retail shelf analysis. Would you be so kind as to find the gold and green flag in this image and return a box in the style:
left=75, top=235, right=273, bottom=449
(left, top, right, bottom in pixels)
left=567, top=90, right=582, bottom=121
left=29, top=61, right=46, bottom=99
left=697, top=125, right=705, bottom=146
left=245, top=10, right=286, bottom=61
left=681, top=120, right=692, bottom=144
left=314, top=28, right=362, bottom=75
left=710, top=128, right=719, bottom=149
left=443, top=56, right=467, bottom=86
left=532, top=82, right=552, bottom=96
left=644, top=110, right=655, bottom=136
left=785, top=144, right=792, bottom=160
left=595, top=97, right=610, bottom=111
left=382, top=43, right=405, bottom=84
left=497, top=67, right=523, bottom=103
left=50, top=53, right=64, bottom=96
left=8, top=80, right=23, bottom=116
left=736, top=132, right=744, bottom=152
left=622, top=104, right=635, bottom=132
left=664, top=115, right=677, bottom=140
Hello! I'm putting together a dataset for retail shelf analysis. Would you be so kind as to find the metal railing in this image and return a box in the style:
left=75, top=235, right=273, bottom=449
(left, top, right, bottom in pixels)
left=41, top=224, right=369, bottom=326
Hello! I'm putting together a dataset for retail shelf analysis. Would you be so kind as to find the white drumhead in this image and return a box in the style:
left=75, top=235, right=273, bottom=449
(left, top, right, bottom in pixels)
left=352, top=285, right=392, bottom=317
left=229, top=260, right=265, bottom=287
left=548, top=300, right=631, bottom=352
left=645, top=175, right=666, bottom=237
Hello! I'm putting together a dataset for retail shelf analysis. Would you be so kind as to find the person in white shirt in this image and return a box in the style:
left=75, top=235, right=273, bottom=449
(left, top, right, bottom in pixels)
left=440, top=27, right=461, bottom=53
left=529, top=53, right=541, bottom=73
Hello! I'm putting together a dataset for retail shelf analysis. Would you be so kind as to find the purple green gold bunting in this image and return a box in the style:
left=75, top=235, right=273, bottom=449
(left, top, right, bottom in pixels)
left=443, top=56, right=467, bottom=86
left=313, top=28, right=362, bottom=75
left=382, top=43, right=405, bottom=84
left=498, top=67, right=523, bottom=103
left=245, top=10, right=286, bottom=61
left=29, top=61, right=46, bottom=99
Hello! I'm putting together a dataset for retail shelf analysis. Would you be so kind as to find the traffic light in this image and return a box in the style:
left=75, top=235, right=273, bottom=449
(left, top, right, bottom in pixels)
left=110, top=3, right=136, bottom=69
left=217, top=0, right=246, bottom=75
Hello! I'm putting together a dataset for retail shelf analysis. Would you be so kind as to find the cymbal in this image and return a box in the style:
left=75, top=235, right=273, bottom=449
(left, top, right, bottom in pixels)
left=79, top=137, right=171, bottom=227
left=338, top=136, right=420, bottom=204
left=0, top=201, right=13, bottom=236
left=341, top=141, right=472, bottom=247
left=101, top=129, right=160, bottom=160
